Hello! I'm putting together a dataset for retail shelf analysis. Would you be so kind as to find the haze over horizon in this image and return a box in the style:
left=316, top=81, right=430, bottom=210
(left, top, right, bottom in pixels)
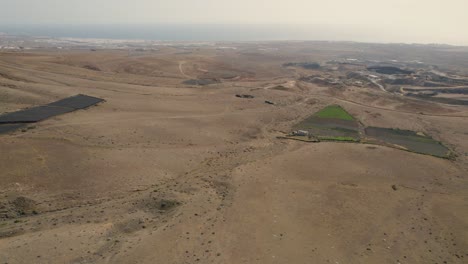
left=1, top=0, right=467, bottom=45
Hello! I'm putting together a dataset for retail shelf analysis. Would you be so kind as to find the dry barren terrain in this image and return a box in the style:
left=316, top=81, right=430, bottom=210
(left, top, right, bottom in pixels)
left=1, top=42, right=468, bottom=264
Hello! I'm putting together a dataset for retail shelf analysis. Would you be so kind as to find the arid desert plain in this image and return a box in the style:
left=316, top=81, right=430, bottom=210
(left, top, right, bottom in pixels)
left=1, top=39, right=468, bottom=264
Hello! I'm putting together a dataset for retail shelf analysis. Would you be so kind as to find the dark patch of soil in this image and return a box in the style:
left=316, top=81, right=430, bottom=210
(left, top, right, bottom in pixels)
left=367, top=66, right=413, bottom=75
left=299, top=76, right=343, bottom=88
left=235, top=94, right=254, bottom=99
left=404, top=87, right=468, bottom=94
left=271, top=85, right=288, bottom=91
left=155, top=199, right=180, bottom=211
left=82, top=64, right=101, bottom=71
left=139, top=196, right=181, bottom=214
left=283, top=62, right=321, bottom=69
left=183, top=79, right=219, bottom=86
left=406, top=94, right=468, bottom=105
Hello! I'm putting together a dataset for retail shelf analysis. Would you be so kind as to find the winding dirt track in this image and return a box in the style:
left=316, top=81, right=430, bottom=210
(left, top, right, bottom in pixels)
left=178, top=61, right=192, bottom=78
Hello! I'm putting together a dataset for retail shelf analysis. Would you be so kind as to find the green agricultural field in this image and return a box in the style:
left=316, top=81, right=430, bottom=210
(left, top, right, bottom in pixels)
left=285, top=105, right=452, bottom=159
left=289, top=105, right=361, bottom=143
left=314, top=105, right=355, bottom=121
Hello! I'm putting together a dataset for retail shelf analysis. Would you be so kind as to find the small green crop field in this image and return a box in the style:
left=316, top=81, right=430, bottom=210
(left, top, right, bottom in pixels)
left=314, top=105, right=355, bottom=121
left=290, top=105, right=361, bottom=142
left=284, top=104, right=452, bottom=159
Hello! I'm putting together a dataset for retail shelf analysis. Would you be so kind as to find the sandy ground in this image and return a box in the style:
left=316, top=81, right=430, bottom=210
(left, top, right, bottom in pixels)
left=0, top=46, right=467, bottom=264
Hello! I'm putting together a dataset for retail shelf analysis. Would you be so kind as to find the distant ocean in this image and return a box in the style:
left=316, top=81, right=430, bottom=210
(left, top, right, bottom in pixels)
left=0, top=24, right=378, bottom=42
left=0, top=24, right=464, bottom=45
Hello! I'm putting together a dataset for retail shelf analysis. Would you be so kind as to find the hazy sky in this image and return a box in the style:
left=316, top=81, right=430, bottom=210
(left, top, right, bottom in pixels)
left=1, top=0, right=467, bottom=45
